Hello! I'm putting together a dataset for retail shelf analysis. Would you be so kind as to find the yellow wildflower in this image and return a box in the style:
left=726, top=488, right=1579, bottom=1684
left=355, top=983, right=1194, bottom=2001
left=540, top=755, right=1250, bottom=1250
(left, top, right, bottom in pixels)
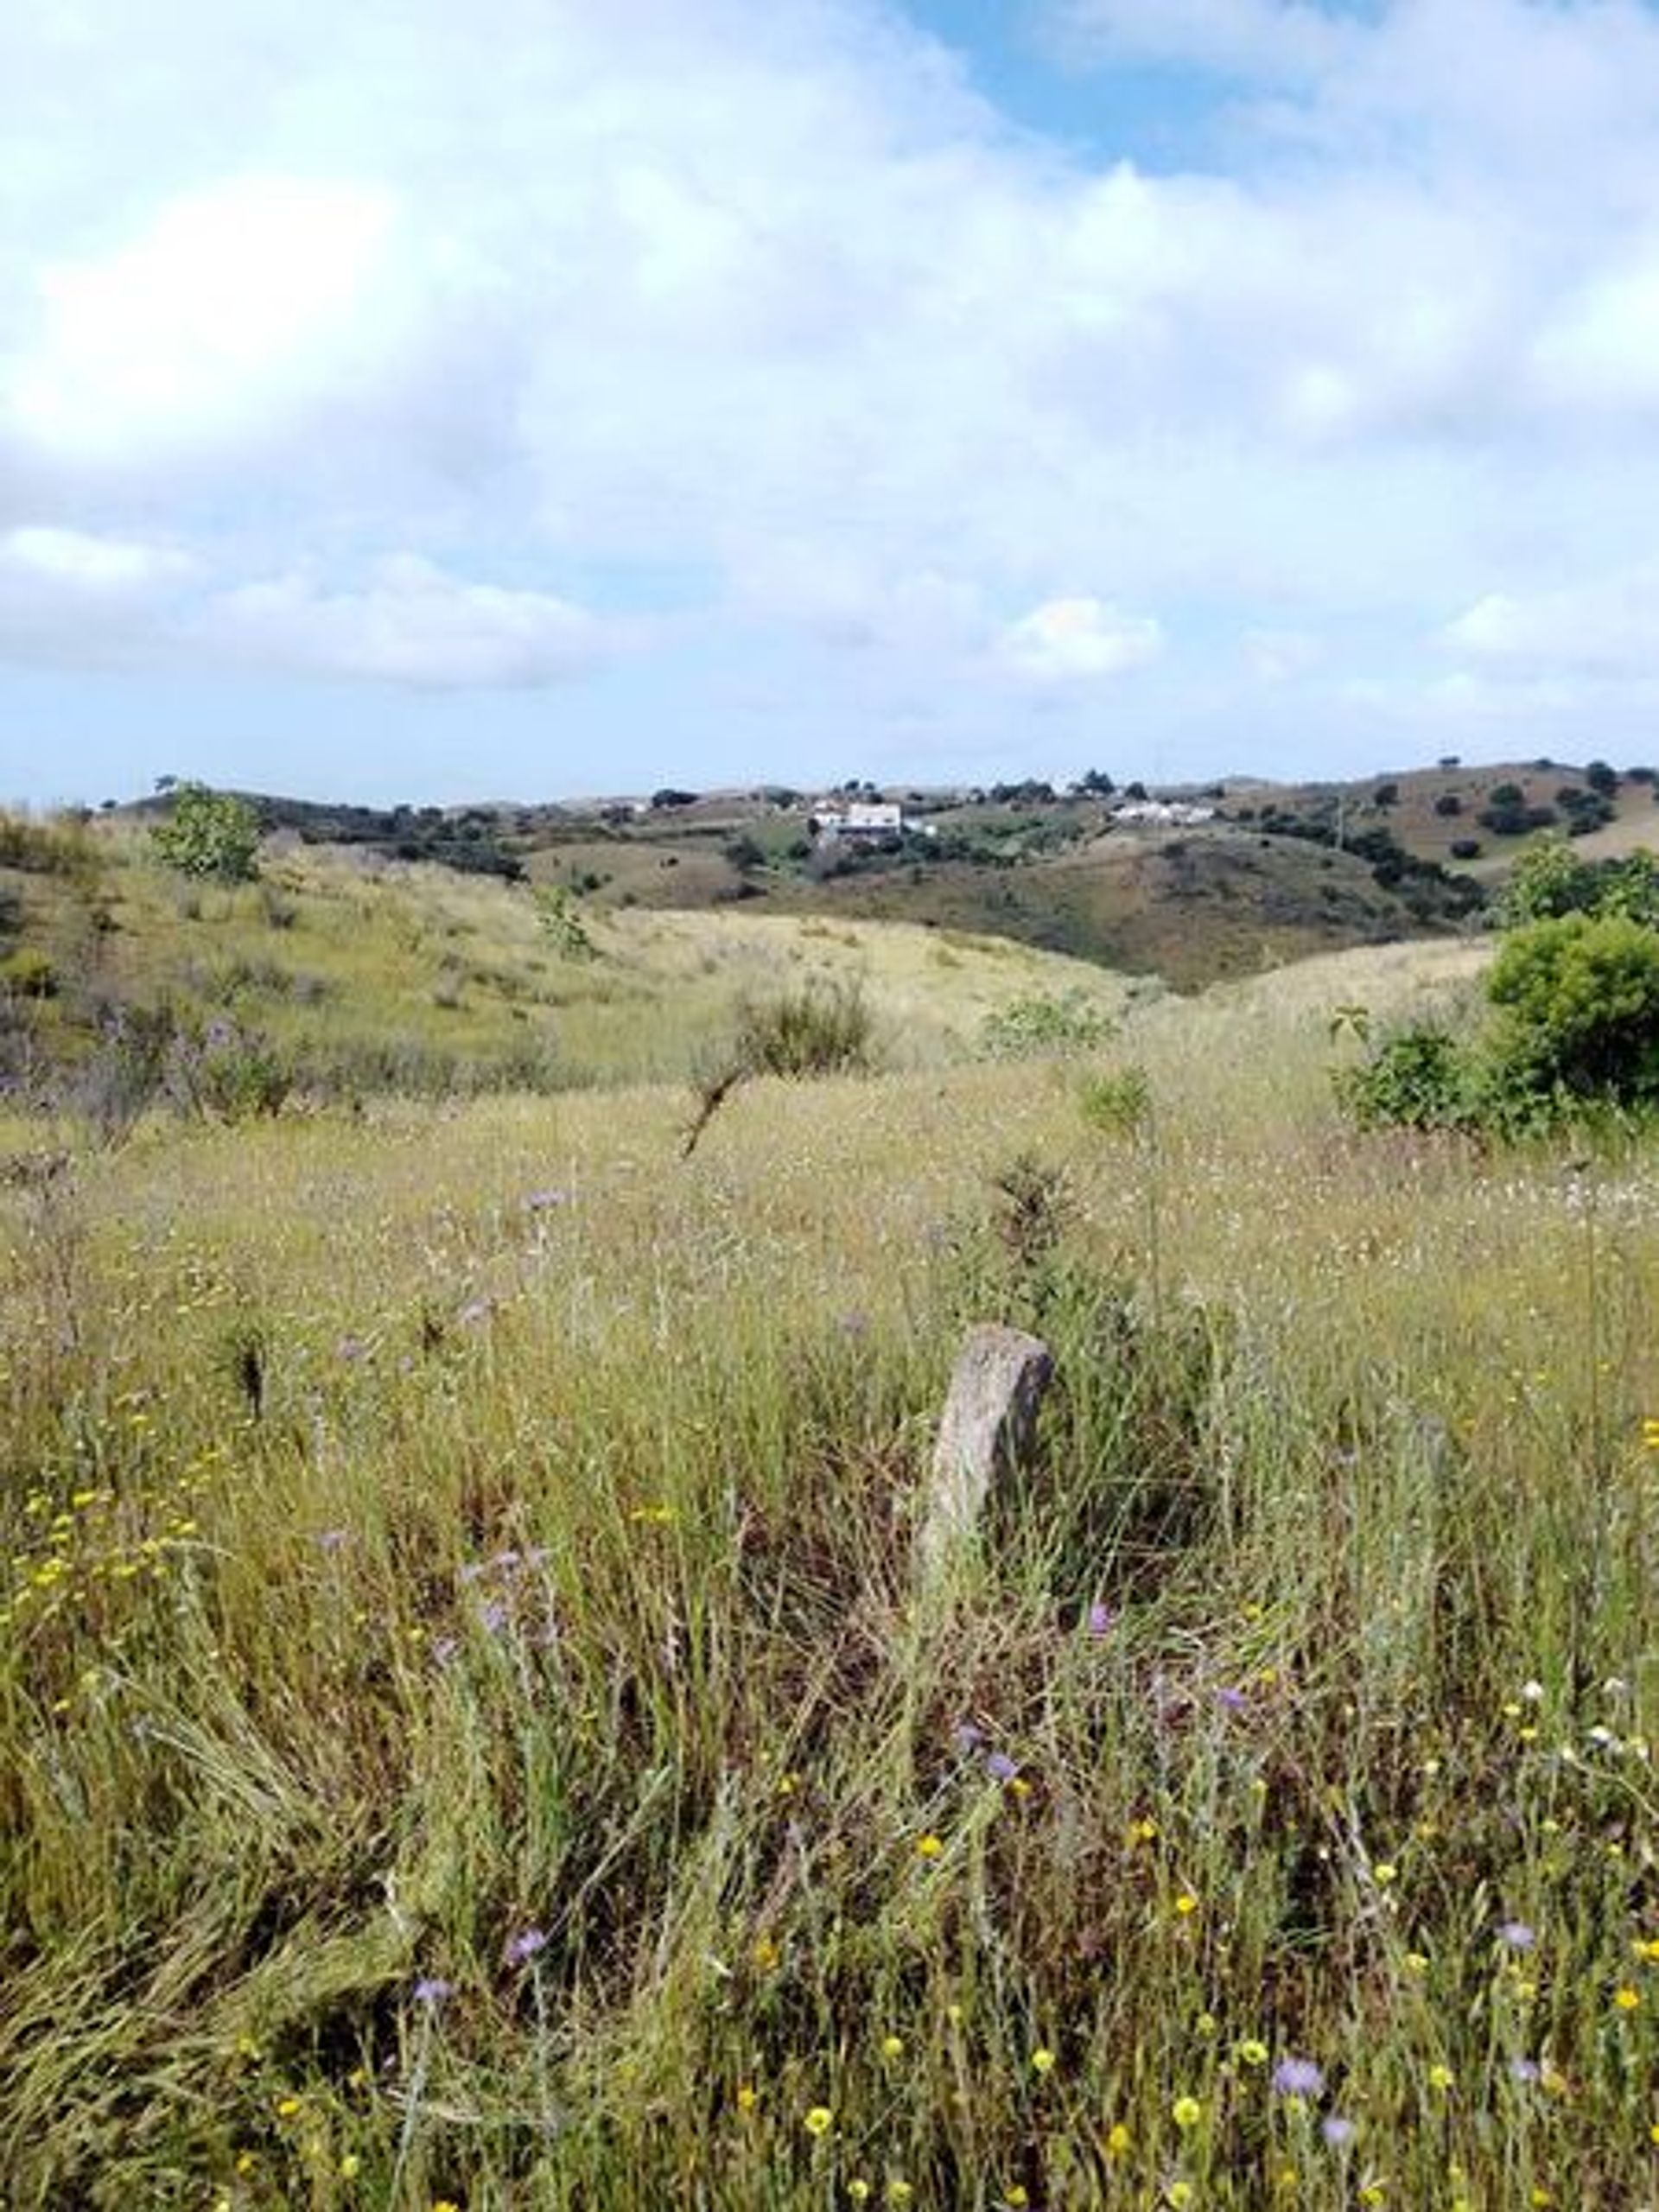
left=880, top=2035, right=904, bottom=2060
left=1173, top=2094, right=1203, bottom=2130
left=1614, top=1986, right=1642, bottom=2012
left=1238, top=2038, right=1269, bottom=2067
left=1167, top=2185, right=1195, bottom=2209
left=804, top=2106, right=834, bottom=2137
left=1372, top=1862, right=1399, bottom=1887
left=914, top=1834, right=944, bottom=1860
left=1031, top=2047, right=1057, bottom=2075
left=736, top=2084, right=758, bottom=2113
left=887, top=2186, right=913, bottom=2208
left=1174, top=1892, right=1199, bottom=1917
left=1106, top=2122, right=1133, bottom=2157
left=1427, top=2063, right=1455, bottom=2090
left=1006, top=2190, right=1030, bottom=2209
left=339, top=2154, right=361, bottom=2179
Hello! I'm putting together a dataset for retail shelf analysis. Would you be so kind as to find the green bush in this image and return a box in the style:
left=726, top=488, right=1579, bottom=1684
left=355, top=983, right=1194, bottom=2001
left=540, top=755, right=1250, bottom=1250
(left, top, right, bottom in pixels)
left=979, top=989, right=1116, bottom=1059
left=1485, top=912, right=1659, bottom=1112
left=150, top=784, right=263, bottom=882
left=1338, top=1023, right=1472, bottom=1131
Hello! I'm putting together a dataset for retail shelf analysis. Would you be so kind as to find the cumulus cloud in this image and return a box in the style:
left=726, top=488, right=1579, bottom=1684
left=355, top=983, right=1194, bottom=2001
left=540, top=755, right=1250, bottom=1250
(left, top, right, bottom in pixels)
left=998, top=596, right=1164, bottom=682
left=2, top=0, right=1659, bottom=772
left=0, top=524, right=196, bottom=666
left=201, top=558, right=606, bottom=688
left=1446, top=569, right=1659, bottom=679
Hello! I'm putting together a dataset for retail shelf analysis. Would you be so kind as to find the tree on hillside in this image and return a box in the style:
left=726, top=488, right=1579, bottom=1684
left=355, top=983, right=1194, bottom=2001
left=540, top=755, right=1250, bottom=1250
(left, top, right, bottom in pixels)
left=150, top=784, right=263, bottom=882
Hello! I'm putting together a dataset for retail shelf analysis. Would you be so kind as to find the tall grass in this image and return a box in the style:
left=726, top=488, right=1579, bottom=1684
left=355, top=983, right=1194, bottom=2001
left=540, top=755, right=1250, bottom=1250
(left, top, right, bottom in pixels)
left=0, top=1001, right=1656, bottom=2206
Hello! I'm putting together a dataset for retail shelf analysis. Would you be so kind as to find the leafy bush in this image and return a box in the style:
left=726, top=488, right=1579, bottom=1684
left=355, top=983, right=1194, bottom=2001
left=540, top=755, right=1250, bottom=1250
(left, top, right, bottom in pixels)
left=1077, top=1065, right=1151, bottom=1136
left=1485, top=912, right=1659, bottom=1111
left=151, top=784, right=263, bottom=882
left=979, top=989, right=1116, bottom=1059
left=534, top=884, right=596, bottom=960
left=1338, top=1024, right=1472, bottom=1131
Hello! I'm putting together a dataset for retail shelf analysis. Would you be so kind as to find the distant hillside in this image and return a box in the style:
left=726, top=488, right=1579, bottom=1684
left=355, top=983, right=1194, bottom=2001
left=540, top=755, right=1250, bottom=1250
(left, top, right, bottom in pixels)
left=87, top=753, right=1659, bottom=999
left=0, top=823, right=1135, bottom=1108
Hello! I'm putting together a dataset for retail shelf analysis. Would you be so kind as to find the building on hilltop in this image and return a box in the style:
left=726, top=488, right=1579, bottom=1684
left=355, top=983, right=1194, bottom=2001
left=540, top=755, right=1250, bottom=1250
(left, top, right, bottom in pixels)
left=809, top=798, right=906, bottom=841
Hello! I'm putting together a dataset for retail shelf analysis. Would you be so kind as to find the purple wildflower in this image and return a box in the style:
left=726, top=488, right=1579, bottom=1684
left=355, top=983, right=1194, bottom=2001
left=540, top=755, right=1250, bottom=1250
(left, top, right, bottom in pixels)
left=953, top=1721, right=985, bottom=1754
left=478, top=1600, right=509, bottom=1636
left=458, top=1298, right=492, bottom=1327
left=1320, top=2115, right=1355, bottom=2147
left=1509, top=2056, right=1541, bottom=2085
left=1086, top=1600, right=1116, bottom=1637
left=985, top=1750, right=1019, bottom=1784
left=413, top=1975, right=454, bottom=2006
left=315, top=1528, right=350, bottom=1554
left=1499, top=1919, right=1536, bottom=1950
left=524, top=1190, right=568, bottom=1211
left=490, top=1549, right=522, bottom=1573
left=504, top=1928, right=548, bottom=1967
left=458, top=1560, right=489, bottom=1585
left=336, top=1336, right=366, bottom=1362
left=432, top=1636, right=460, bottom=1666
left=1216, top=1686, right=1249, bottom=1713
left=1272, top=2056, right=1325, bottom=2098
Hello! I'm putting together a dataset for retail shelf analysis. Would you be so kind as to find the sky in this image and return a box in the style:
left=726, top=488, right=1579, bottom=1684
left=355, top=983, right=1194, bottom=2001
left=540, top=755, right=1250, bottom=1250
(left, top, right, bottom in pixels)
left=6, top=0, right=1659, bottom=807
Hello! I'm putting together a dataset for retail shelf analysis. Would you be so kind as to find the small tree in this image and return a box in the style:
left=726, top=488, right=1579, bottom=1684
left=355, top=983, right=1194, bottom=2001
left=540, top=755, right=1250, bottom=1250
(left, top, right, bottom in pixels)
left=151, top=784, right=262, bottom=882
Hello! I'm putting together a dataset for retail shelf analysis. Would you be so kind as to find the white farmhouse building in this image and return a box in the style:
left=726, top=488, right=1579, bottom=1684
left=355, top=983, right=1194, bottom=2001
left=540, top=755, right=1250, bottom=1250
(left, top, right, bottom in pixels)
left=810, top=799, right=906, bottom=839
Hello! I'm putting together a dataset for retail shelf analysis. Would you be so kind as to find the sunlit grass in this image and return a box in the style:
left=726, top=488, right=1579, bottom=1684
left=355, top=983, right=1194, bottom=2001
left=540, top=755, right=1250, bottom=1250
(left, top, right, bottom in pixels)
left=2, top=922, right=1657, bottom=2206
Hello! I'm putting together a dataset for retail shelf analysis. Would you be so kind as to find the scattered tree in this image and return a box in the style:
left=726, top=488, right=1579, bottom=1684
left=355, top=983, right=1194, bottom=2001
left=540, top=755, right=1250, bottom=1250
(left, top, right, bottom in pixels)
left=149, top=784, right=263, bottom=883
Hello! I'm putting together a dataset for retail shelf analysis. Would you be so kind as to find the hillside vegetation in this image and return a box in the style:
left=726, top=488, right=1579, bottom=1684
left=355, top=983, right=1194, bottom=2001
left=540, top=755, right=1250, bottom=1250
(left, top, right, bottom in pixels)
left=0, top=822, right=1134, bottom=1111
left=3, top=844, right=1658, bottom=2203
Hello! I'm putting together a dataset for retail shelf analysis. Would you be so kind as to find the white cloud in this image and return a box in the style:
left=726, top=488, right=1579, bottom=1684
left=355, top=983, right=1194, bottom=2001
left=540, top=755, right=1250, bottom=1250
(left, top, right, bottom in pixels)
left=200, top=556, right=605, bottom=688
left=0, top=525, right=194, bottom=592
left=10, top=175, right=399, bottom=465
left=1446, top=569, right=1659, bottom=679
left=998, top=596, right=1164, bottom=681
left=3, top=0, right=1659, bottom=772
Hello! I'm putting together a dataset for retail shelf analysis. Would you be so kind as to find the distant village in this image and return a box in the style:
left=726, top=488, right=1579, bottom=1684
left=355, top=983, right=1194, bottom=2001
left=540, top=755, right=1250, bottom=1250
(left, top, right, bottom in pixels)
left=805, top=791, right=1217, bottom=843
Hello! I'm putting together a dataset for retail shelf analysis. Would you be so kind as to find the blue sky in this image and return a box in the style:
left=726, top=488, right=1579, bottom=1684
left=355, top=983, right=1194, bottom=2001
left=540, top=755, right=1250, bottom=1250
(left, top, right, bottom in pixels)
left=6, top=0, right=1659, bottom=808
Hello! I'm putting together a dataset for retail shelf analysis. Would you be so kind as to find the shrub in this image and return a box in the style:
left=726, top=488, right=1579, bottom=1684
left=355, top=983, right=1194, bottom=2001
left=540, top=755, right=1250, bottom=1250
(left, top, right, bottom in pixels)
left=534, top=884, right=596, bottom=960
left=1450, top=838, right=1483, bottom=861
left=0, top=947, right=57, bottom=999
left=733, top=977, right=874, bottom=1077
left=1338, top=1024, right=1473, bottom=1131
left=0, top=810, right=95, bottom=877
left=980, top=990, right=1116, bottom=1059
left=151, top=785, right=263, bottom=882
left=1077, top=1065, right=1151, bottom=1136
left=1433, top=792, right=1463, bottom=817
left=1485, top=912, right=1659, bottom=1111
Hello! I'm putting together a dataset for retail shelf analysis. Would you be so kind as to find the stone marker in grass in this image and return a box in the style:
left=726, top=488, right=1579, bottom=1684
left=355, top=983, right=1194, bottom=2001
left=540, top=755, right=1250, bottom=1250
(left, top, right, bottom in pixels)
left=916, top=1323, right=1053, bottom=1586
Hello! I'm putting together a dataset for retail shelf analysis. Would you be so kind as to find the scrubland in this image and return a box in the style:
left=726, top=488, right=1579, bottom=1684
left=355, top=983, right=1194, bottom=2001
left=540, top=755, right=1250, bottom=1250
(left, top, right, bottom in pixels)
left=3, top=899, right=1657, bottom=2209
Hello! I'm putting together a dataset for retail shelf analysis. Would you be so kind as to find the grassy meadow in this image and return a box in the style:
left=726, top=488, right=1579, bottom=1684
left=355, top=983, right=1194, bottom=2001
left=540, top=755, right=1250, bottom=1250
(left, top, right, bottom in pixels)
left=3, top=887, right=1659, bottom=2208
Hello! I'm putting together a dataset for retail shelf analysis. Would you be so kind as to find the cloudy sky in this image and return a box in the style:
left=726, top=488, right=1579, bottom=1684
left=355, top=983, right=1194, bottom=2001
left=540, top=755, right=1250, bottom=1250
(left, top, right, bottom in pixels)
left=6, top=0, right=1659, bottom=806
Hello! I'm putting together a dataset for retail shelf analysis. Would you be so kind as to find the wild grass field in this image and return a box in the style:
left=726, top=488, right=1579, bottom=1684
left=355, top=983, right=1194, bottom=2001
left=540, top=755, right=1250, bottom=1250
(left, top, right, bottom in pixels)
left=4, top=899, right=1659, bottom=2210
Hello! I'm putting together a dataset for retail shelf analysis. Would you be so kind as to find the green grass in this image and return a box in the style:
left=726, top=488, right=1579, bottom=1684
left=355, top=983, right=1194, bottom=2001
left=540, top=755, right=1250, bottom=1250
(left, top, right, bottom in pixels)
left=2, top=828, right=1131, bottom=1103
left=3, top=939, right=1658, bottom=2206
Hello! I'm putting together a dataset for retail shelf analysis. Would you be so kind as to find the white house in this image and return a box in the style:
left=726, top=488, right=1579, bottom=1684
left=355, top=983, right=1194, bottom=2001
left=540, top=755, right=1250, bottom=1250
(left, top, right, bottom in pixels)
left=810, top=799, right=906, bottom=839
left=1110, top=800, right=1217, bottom=827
